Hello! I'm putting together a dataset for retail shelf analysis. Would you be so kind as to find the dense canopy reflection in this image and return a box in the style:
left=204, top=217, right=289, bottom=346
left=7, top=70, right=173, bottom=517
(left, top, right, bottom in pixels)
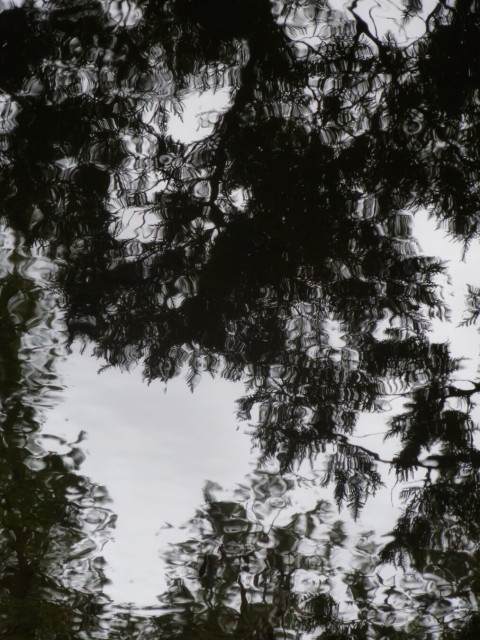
left=1, top=0, right=480, bottom=636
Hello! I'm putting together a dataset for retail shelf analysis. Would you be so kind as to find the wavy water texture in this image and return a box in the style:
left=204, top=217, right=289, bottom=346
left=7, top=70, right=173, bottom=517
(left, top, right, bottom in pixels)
left=0, top=0, right=480, bottom=637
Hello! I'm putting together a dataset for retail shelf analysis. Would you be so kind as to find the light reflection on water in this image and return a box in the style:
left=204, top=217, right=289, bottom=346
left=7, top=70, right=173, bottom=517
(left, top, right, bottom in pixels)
left=45, top=346, right=253, bottom=606
left=2, top=0, right=480, bottom=636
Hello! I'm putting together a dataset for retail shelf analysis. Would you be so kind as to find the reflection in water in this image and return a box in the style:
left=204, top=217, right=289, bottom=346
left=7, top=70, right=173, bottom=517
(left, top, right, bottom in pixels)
left=47, top=348, right=252, bottom=606
left=1, top=0, right=480, bottom=637
left=152, top=467, right=479, bottom=639
left=0, top=231, right=114, bottom=637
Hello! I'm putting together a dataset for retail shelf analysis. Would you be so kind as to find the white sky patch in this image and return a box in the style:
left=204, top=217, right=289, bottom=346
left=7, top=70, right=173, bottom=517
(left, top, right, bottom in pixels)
left=45, top=345, right=253, bottom=607
left=330, top=0, right=440, bottom=46
left=166, top=88, right=233, bottom=143
left=111, top=207, right=162, bottom=243
left=102, top=0, right=143, bottom=28
left=414, top=209, right=480, bottom=381
left=0, top=0, right=24, bottom=9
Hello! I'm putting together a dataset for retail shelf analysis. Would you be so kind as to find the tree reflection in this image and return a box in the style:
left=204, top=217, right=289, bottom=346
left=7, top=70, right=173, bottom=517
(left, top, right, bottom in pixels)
left=1, top=0, right=480, bottom=634
left=146, top=470, right=480, bottom=639
left=0, top=232, right=114, bottom=637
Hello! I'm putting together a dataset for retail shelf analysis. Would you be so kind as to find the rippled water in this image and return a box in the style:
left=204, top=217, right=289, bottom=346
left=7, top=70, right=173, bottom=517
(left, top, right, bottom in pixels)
left=2, top=0, right=480, bottom=638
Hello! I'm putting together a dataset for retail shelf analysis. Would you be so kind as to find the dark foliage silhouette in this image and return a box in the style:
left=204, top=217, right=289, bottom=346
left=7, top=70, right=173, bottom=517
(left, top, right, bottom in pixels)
left=0, top=235, right=114, bottom=637
left=1, top=0, right=480, bottom=635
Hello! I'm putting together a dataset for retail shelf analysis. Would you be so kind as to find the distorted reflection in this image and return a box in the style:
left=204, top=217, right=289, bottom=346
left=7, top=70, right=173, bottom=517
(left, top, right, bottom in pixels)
left=0, top=0, right=480, bottom=637
left=152, top=467, right=480, bottom=639
left=0, top=231, right=114, bottom=637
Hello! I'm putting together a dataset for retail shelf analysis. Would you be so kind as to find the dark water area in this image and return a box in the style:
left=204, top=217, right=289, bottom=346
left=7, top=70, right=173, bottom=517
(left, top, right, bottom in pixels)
left=2, top=0, right=480, bottom=637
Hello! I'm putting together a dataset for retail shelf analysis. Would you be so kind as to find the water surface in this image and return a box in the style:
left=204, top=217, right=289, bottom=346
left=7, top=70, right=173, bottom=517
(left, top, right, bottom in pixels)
left=1, top=0, right=480, bottom=638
